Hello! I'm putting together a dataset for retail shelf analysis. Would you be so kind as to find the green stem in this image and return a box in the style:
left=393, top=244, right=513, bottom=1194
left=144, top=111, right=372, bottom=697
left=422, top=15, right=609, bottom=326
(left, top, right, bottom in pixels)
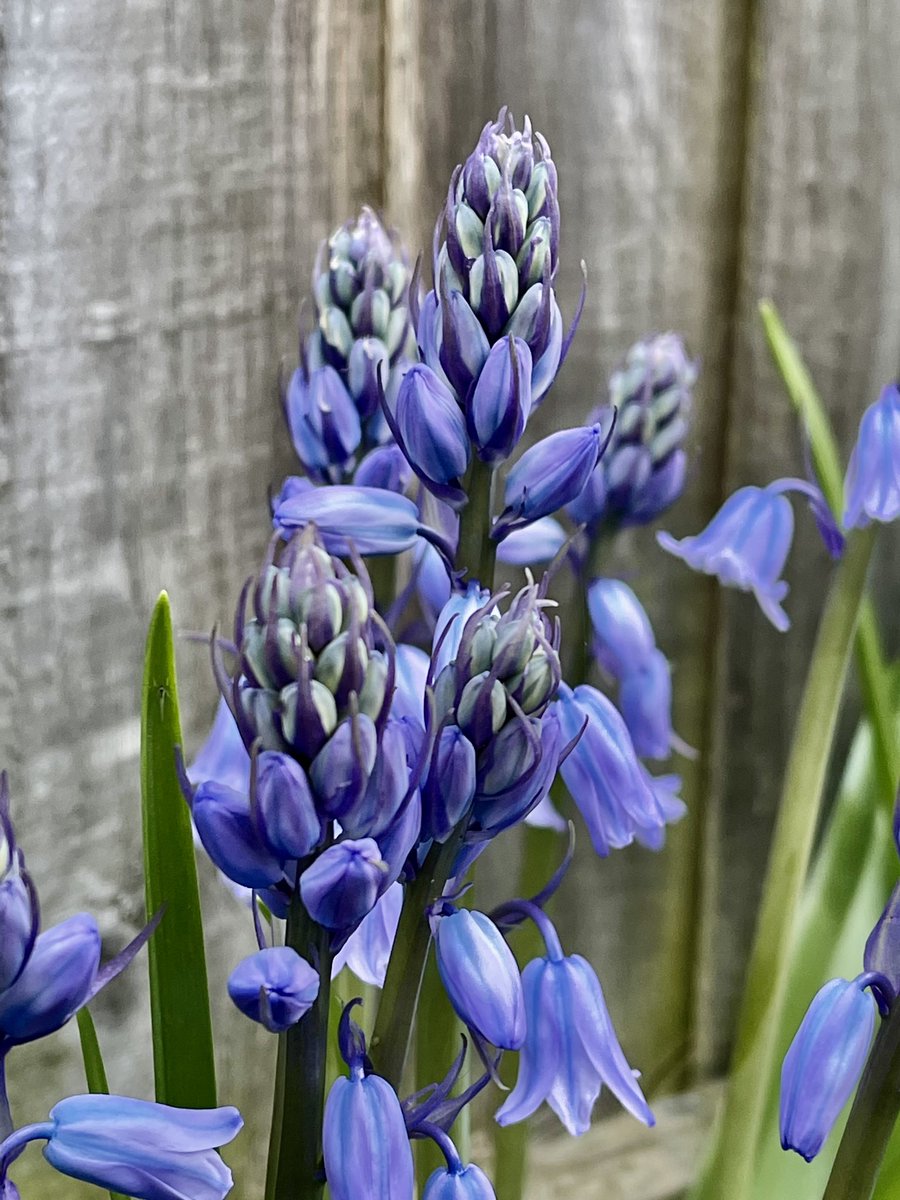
left=416, top=952, right=468, bottom=1191
left=267, top=898, right=333, bottom=1200
left=692, top=524, right=877, bottom=1200
left=823, top=1004, right=900, bottom=1200
left=370, top=836, right=461, bottom=1087
left=458, top=458, right=497, bottom=586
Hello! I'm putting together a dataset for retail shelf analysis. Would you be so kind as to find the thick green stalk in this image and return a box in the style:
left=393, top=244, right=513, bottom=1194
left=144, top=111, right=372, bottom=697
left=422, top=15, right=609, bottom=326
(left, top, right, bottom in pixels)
left=370, top=836, right=461, bottom=1087
left=759, top=300, right=898, bottom=803
left=460, top=458, right=498, bottom=586
left=823, top=1005, right=900, bottom=1200
left=691, top=524, right=877, bottom=1200
left=267, top=897, right=333, bottom=1200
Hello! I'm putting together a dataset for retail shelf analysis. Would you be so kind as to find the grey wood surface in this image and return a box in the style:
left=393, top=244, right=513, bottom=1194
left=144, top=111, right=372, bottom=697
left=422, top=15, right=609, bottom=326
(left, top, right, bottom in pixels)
left=1, top=0, right=898, bottom=1195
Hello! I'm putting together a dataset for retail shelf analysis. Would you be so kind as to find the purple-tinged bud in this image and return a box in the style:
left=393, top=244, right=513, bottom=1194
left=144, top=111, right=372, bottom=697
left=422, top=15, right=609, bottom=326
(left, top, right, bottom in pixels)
left=469, top=337, right=532, bottom=465
left=423, top=1162, right=496, bottom=1199
left=31, top=1094, right=242, bottom=1200
left=495, top=425, right=606, bottom=537
left=300, top=839, right=387, bottom=931
left=284, top=364, right=362, bottom=481
left=192, top=781, right=285, bottom=889
left=555, top=684, right=676, bottom=857
left=864, top=881, right=900, bottom=996
left=341, top=719, right=412, bottom=840
left=324, top=1058, right=413, bottom=1200
left=354, top=444, right=414, bottom=493
left=332, top=881, right=403, bottom=988
left=435, top=909, right=525, bottom=1049
left=843, top=382, right=900, bottom=529
left=780, top=976, right=877, bottom=1161
left=422, top=726, right=477, bottom=842
left=587, top=578, right=656, bottom=678
left=391, top=644, right=429, bottom=727
left=375, top=789, right=422, bottom=887
left=0, top=914, right=100, bottom=1044
left=395, top=365, right=471, bottom=492
left=432, top=583, right=492, bottom=677
left=255, top=752, right=324, bottom=860
left=496, top=921, right=653, bottom=1135
left=347, top=337, right=390, bottom=421
left=619, top=650, right=674, bottom=760
left=227, top=946, right=320, bottom=1033
left=438, top=285, right=492, bottom=400
left=275, top=484, right=435, bottom=557
left=470, top=710, right=563, bottom=837
left=495, top=517, right=566, bottom=566
left=310, top=714, right=378, bottom=822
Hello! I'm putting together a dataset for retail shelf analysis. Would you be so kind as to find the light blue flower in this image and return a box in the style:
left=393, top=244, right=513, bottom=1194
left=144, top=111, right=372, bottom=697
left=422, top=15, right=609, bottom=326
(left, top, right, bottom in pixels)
left=435, top=909, right=525, bottom=1050
left=843, top=383, right=900, bottom=529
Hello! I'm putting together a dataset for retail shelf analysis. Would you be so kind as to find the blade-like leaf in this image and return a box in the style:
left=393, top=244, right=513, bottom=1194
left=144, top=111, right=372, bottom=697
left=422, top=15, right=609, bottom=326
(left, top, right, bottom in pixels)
left=77, top=1006, right=125, bottom=1200
left=141, top=591, right=217, bottom=1106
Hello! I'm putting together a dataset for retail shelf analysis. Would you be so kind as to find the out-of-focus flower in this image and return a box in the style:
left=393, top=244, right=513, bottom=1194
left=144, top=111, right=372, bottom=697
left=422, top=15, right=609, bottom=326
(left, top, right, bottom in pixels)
left=843, top=383, right=900, bottom=529
left=332, top=881, right=403, bottom=988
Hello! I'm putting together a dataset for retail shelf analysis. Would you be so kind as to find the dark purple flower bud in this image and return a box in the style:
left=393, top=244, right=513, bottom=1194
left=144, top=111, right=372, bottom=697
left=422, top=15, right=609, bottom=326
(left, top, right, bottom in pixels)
left=284, top=364, right=362, bottom=480
left=192, top=781, right=285, bottom=889
left=470, top=710, right=563, bottom=838
left=439, top=285, right=492, bottom=400
left=619, top=650, right=674, bottom=760
left=658, top=478, right=831, bottom=633
left=780, top=975, right=877, bottom=1161
left=0, top=915, right=100, bottom=1044
left=354, top=444, right=414, bottom=493
left=341, top=719, right=411, bottom=839
left=555, top=684, right=675, bottom=857
left=423, top=1163, right=496, bottom=1200
left=323, top=1056, right=413, bottom=1200
left=587, top=578, right=656, bottom=678
left=227, top=946, right=320, bottom=1033
left=435, top=909, right=525, bottom=1049
left=495, top=425, right=606, bottom=537
left=310, top=715, right=378, bottom=822
left=496, top=918, right=653, bottom=1135
left=19, top=1094, right=242, bottom=1200
left=331, top=881, right=403, bottom=987
left=300, top=839, right=387, bottom=931
left=255, top=752, right=324, bottom=860
left=422, top=726, right=477, bottom=842
left=395, top=365, right=471, bottom=490
left=469, top=337, right=531, bottom=465
left=843, top=382, right=900, bottom=529
left=347, top=337, right=390, bottom=420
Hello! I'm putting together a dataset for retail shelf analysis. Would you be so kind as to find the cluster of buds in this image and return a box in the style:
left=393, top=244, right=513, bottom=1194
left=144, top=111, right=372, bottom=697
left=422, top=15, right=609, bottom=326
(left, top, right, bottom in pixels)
left=423, top=581, right=564, bottom=843
left=570, top=333, right=696, bottom=529
left=283, top=208, right=417, bottom=482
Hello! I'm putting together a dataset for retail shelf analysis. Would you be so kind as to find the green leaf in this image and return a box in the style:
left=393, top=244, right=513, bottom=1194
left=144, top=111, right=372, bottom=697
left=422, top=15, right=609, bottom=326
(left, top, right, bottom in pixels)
left=76, top=1007, right=125, bottom=1200
left=141, top=591, right=217, bottom=1107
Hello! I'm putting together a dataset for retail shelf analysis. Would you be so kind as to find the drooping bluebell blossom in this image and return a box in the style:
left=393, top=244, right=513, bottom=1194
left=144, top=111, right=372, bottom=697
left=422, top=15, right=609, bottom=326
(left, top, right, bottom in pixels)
left=391, top=644, right=429, bottom=728
left=324, top=1005, right=414, bottom=1200
left=495, top=908, right=653, bottom=1135
left=658, top=478, right=842, bottom=632
left=434, top=908, right=525, bottom=1049
left=332, top=881, right=403, bottom=988
left=300, top=839, right=387, bottom=932
left=568, top=333, right=696, bottom=529
left=0, top=780, right=38, bottom=993
left=843, top=382, right=900, bottom=529
left=494, top=425, right=607, bottom=538
left=618, top=649, right=674, bottom=760
left=255, top=751, right=325, bottom=861
left=554, top=684, right=682, bottom=856
left=0, top=1095, right=242, bottom=1200
left=635, top=768, right=686, bottom=851
left=274, top=483, right=449, bottom=559
left=228, top=947, right=320, bottom=1033
left=423, top=1161, right=496, bottom=1200
left=0, top=914, right=100, bottom=1046
left=283, top=363, right=362, bottom=482
left=780, top=975, right=878, bottom=1161
left=586, top=578, right=656, bottom=678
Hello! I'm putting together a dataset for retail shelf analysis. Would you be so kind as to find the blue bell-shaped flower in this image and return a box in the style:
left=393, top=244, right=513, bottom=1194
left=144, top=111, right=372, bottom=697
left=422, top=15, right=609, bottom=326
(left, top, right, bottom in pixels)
left=393, top=364, right=471, bottom=497
left=283, top=363, right=362, bottom=482
left=423, top=1162, right=496, bottom=1199
left=255, top=752, right=324, bottom=861
left=494, top=425, right=606, bottom=537
left=227, top=947, right=319, bottom=1033
left=421, top=726, right=478, bottom=843
left=0, top=914, right=100, bottom=1045
left=299, top=839, right=387, bottom=932
left=843, top=382, right=900, bottom=529
left=586, top=578, right=657, bottom=679
left=434, top=909, right=525, bottom=1049
left=275, top=484, right=446, bottom=558
left=469, top=336, right=531, bottom=465
left=190, top=780, right=285, bottom=890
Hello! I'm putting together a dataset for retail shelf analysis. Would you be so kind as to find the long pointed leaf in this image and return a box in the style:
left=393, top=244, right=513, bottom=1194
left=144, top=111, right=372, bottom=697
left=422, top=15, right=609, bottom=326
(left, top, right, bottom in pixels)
left=141, top=592, right=217, bottom=1106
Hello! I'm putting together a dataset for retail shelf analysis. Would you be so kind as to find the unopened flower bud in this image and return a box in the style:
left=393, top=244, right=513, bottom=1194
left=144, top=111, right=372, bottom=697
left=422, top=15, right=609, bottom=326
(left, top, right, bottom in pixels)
left=435, top=909, right=525, bottom=1049
left=300, top=839, right=387, bottom=931
left=228, top=947, right=320, bottom=1033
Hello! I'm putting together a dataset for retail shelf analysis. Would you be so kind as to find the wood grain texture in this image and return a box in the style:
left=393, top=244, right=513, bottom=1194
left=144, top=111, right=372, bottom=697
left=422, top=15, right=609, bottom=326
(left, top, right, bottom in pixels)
left=1, top=0, right=899, bottom=1194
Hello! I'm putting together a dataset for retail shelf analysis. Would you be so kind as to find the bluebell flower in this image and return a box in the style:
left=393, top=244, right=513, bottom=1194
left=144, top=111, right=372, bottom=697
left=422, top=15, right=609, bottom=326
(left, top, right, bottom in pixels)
left=391, top=644, right=429, bottom=727
left=188, top=698, right=251, bottom=795
left=228, top=946, right=319, bottom=1033
left=0, top=1094, right=242, bottom=1200
left=434, top=909, right=525, bottom=1049
left=309, top=714, right=379, bottom=822
left=254, top=751, right=324, bottom=861
left=332, top=881, right=403, bottom=988
left=274, top=484, right=446, bottom=558
left=586, top=578, right=656, bottom=678
left=299, top=839, right=387, bottom=932
left=495, top=517, right=567, bottom=567
left=780, top=975, right=878, bottom=1161
left=0, top=914, right=100, bottom=1046
left=283, top=364, right=362, bottom=481
left=554, top=684, right=678, bottom=856
left=568, top=334, right=696, bottom=529
left=658, top=478, right=840, bottom=632
left=470, top=709, right=564, bottom=838
left=494, top=425, right=606, bottom=537
left=469, top=336, right=531, bottom=465
left=0, top=784, right=38, bottom=993
left=423, top=1161, right=496, bottom=1199
left=495, top=913, right=653, bottom=1135
left=634, top=768, right=686, bottom=851
left=619, top=649, right=674, bottom=760
left=190, top=780, right=286, bottom=890
left=390, top=364, right=471, bottom=502
left=354, top=444, right=415, bottom=493
left=422, top=727, right=477, bottom=842
left=323, top=1016, right=414, bottom=1200
left=844, top=383, right=900, bottom=529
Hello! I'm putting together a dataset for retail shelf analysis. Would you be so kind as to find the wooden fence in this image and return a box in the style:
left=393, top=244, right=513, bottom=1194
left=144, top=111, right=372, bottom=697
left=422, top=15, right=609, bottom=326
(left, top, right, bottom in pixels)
left=1, top=0, right=898, bottom=1194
